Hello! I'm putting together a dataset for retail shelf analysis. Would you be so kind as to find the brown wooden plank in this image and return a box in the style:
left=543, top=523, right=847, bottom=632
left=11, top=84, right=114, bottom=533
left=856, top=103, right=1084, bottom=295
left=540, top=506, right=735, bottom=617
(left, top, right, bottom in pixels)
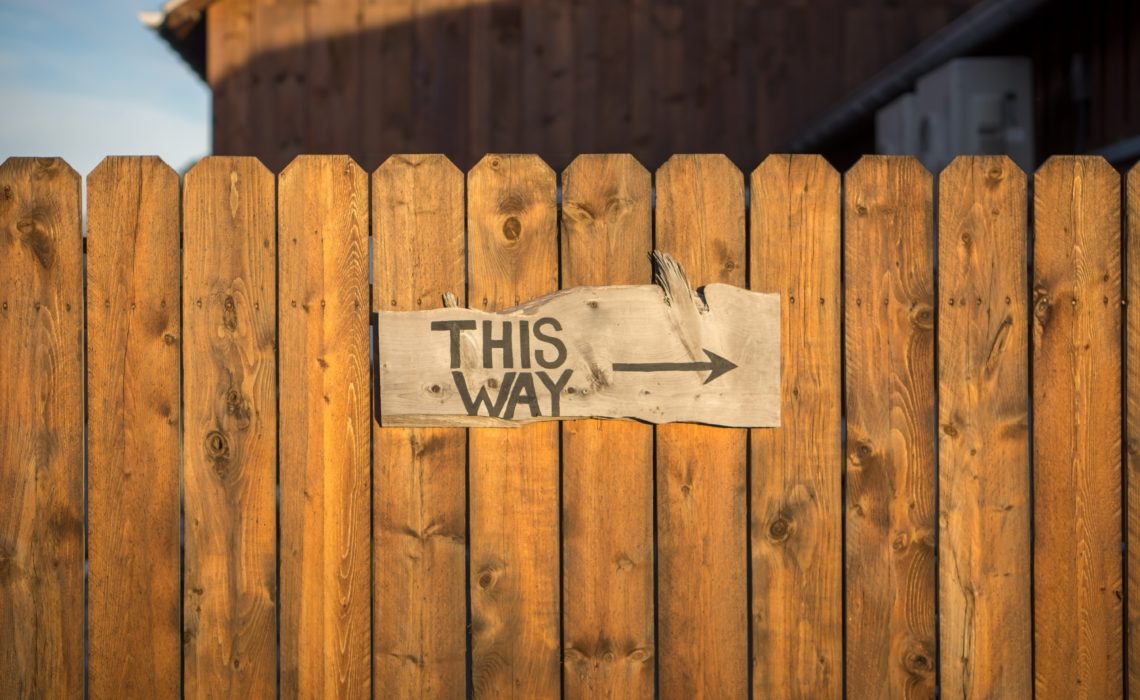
left=206, top=0, right=254, bottom=155
left=0, top=157, right=83, bottom=698
left=1127, top=162, right=1140, bottom=699
left=373, top=154, right=467, bottom=698
left=485, top=5, right=523, bottom=153
left=571, top=0, right=599, bottom=153
left=86, top=156, right=181, bottom=698
left=706, top=0, right=746, bottom=160
left=306, top=0, right=361, bottom=155
left=595, top=0, right=631, bottom=153
left=278, top=155, right=371, bottom=698
left=467, top=2, right=490, bottom=161
left=560, top=154, right=654, bottom=699
left=654, top=153, right=748, bottom=698
left=521, top=0, right=573, bottom=164
left=250, top=0, right=308, bottom=172
left=753, top=7, right=789, bottom=158
left=628, top=0, right=653, bottom=165
left=937, top=156, right=1031, bottom=699
left=1033, top=156, right=1123, bottom=699
left=414, top=0, right=469, bottom=162
left=182, top=156, right=277, bottom=698
left=844, top=156, right=936, bottom=699
left=361, top=0, right=413, bottom=168
left=651, top=2, right=685, bottom=162
left=749, top=154, right=842, bottom=699
left=468, top=154, right=560, bottom=698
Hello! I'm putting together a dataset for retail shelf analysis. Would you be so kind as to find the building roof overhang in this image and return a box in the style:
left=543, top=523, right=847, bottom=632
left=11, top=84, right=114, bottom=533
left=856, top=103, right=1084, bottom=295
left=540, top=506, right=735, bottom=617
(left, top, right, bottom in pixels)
left=139, top=0, right=212, bottom=81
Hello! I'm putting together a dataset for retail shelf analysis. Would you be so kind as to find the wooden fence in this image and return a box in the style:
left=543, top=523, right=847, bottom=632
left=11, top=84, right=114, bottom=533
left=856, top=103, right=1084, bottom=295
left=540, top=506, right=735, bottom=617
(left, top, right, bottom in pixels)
left=0, top=152, right=1136, bottom=699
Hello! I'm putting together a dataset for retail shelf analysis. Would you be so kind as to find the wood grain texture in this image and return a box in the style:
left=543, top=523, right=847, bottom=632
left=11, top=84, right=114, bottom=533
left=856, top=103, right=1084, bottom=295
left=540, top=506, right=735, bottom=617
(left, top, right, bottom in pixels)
left=560, top=154, right=654, bottom=699
left=844, top=156, right=936, bottom=700
left=279, top=156, right=371, bottom=698
left=182, top=156, right=277, bottom=698
left=414, top=0, right=469, bottom=161
left=467, top=154, right=560, bottom=698
left=361, top=0, right=413, bottom=168
left=0, top=157, right=83, bottom=699
left=250, top=0, right=307, bottom=172
left=521, top=0, right=573, bottom=160
left=654, top=154, right=748, bottom=698
left=474, top=5, right=523, bottom=156
left=207, top=0, right=254, bottom=154
left=377, top=278, right=780, bottom=427
left=749, top=154, right=842, bottom=699
left=937, top=156, right=1031, bottom=699
left=1033, top=156, right=1123, bottom=699
left=86, top=157, right=181, bottom=698
left=373, top=154, right=467, bottom=698
left=1129, top=162, right=1140, bottom=699
left=305, top=0, right=360, bottom=154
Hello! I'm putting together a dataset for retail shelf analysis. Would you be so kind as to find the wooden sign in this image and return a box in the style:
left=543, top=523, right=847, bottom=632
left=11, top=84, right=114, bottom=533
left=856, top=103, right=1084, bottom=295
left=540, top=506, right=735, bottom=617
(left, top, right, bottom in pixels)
left=377, top=252, right=780, bottom=427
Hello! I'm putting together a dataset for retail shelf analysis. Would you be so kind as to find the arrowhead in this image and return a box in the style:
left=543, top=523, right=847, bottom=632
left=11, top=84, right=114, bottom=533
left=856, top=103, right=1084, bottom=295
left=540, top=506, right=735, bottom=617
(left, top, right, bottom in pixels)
left=702, top=349, right=738, bottom=384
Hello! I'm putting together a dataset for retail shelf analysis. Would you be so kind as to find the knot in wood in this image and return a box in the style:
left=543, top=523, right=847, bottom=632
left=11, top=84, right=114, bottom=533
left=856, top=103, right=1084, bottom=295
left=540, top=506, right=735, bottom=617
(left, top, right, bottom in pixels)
left=767, top=517, right=791, bottom=542
left=502, top=216, right=521, bottom=241
left=222, top=295, right=238, bottom=331
left=904, top=649, right=932, bottom=674
left=225, top=389, right=252, bottom=428
left=16, top=217, right=53, bottom=268
left=909, top=303, right=934, bottom=330
left=1032, top=289, right=1051, bottom=325
left=204, top=431, right=231, bottom=476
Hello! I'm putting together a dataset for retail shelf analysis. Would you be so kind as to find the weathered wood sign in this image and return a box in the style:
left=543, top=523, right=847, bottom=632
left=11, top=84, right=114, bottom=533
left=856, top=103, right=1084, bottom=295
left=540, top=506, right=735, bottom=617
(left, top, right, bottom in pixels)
left=377, top=252, right=780, bottom=427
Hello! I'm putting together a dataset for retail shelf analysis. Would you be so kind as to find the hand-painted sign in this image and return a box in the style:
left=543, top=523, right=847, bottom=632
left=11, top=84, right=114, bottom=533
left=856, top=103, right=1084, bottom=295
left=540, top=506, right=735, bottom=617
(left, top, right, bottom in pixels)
left=377, top=252, right=780, bottom=427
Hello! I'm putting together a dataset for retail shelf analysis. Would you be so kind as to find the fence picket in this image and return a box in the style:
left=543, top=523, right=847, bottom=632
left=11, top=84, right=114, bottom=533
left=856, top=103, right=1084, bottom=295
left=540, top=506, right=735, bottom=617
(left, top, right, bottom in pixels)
left=654, top=154, right=749, bottom=698
left=86, top=156, right=181, bottom=698
left=560, top=154, right=655, bottom=698
left=1129, top=162, right=1140, bottom=699
left=278, top=155, right=371, bottom=698
left=467, top=154, right=561, bottom=698
left=937, top=156, right=1031, bottom=698
left=749, top=154, right=842, bottom=698
left=373, top=154, right=468, bottom=698
left=1033, top=156, right=1123, bottom=699
left=0, top=157, right=84, bottom=698
left=844, top=156, right=936, bottom=699
left=2, top=149, right=1138, bottom=697
left=182, top=156, right=278, bottom=698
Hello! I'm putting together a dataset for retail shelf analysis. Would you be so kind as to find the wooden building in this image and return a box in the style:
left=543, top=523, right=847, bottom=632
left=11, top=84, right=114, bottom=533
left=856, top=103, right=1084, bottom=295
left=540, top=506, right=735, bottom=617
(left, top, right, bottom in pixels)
left=153, top=0, right=1139, bottom=172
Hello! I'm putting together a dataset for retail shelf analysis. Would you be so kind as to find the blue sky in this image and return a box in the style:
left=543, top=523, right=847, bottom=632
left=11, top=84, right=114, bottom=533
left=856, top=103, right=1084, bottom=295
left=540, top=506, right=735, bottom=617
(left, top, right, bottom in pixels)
left=0, top=0, right=209, bottom=175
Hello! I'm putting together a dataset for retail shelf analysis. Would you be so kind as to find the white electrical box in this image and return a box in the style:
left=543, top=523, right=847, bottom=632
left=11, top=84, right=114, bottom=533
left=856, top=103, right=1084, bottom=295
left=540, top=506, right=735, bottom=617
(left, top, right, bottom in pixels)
left=876, top=57, right=1034, bottom=173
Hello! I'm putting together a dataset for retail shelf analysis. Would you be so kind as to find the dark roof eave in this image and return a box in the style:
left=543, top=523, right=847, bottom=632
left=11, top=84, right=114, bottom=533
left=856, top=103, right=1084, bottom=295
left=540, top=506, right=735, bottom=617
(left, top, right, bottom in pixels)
left=141, top=0, right=212, bottom=82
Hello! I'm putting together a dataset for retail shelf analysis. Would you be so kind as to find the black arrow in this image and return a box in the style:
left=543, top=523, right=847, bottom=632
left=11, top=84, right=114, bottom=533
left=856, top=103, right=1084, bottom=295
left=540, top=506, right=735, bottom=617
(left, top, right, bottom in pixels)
left=612, top=348, right=738, bottom=385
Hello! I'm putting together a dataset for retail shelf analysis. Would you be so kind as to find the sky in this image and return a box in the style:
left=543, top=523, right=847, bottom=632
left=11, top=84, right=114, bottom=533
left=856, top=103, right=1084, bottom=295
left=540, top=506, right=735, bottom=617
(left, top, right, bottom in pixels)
left=0, top=0, right=209, bottom=176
